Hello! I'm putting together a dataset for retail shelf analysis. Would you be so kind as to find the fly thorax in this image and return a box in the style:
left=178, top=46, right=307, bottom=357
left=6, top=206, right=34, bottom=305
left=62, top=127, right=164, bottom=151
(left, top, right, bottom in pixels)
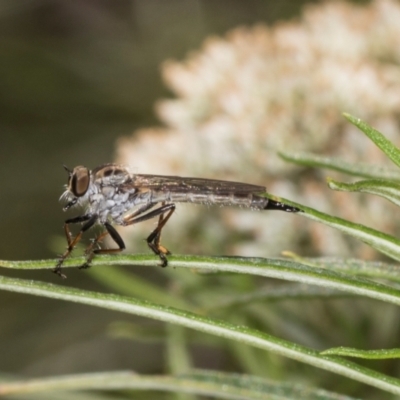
left=85, top=183, right=102, bottom=209
left=100, top=185, right=116, bottom=199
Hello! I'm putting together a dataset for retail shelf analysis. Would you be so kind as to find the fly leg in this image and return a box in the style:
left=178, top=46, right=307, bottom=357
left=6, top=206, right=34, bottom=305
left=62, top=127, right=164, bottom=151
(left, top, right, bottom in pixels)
left=123, top=203, right=176, bottom=267
left=54, top=213, right=98, bottom=278
left=80, top=222, right=126, bottom=269
left=80, top=203, right=157, bottom=269
left=146, top=203, right=175, bottom=267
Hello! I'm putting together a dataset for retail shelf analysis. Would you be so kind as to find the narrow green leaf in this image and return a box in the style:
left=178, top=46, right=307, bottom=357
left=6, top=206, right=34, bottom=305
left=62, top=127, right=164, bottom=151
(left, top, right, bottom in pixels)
left=327, top=178, right=400, bottom=207
left=89, top=264, right=190, bottom=310
left=200, top=284, right=350, bottom=312
left=282, top=254, right=400, bottom=284
left=166, top=324, right=193, bottom=382
left=2, top=255, right=400, bottom=306
left=0, top=376, right=114, bottom=400
left=229, top=340, right=267, bottom=377
left=0, top=275, right=399, bottom=395
left=0, top=255, right=154, bottom=271
left=278, top=151, right=400, bottom=180
left=266, top=195, right=400, bottom=263
left=107, top=321, right=219, bottom=347
left=0, top=370, right=360, bottom=399
left=343, top=113, right=400, bottom=168
left=107, top=321, right=167, bottom=343
left=321, top=347, right=400, bottom=360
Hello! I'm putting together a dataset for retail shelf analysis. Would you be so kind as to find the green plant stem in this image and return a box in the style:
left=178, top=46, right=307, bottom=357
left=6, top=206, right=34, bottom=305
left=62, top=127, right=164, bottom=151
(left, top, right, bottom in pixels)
left=0, top=274, right=400, bottom=394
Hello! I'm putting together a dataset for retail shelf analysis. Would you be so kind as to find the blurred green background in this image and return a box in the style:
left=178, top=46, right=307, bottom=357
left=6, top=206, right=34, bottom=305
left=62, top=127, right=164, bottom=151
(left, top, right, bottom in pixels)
left=7, top=0, right=398, bottom=398
left=1, top=0, right=328, bottom=380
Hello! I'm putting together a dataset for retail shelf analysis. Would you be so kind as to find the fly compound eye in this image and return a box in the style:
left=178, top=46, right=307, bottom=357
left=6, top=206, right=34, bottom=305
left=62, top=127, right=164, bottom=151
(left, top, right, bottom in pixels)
left=70, top=166, right=90, bottom=197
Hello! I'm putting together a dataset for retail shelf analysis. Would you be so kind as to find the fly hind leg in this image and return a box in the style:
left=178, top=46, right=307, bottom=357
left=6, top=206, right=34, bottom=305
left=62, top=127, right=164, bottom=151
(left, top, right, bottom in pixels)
left=123, top=203, right=176, bottom=267
left=146, top=204, right=175, bottom=267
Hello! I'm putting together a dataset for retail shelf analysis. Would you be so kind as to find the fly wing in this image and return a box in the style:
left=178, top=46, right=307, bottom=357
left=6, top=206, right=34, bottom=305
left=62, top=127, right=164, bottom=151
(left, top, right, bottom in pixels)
left=131, top=174, right=267, bottom=195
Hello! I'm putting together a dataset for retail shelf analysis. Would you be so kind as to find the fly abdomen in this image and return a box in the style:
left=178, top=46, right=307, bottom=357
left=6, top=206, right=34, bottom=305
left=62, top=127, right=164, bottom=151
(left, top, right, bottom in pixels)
left=138, top=189, right=299, bottom=212
left=150, top=190, right=272, bottom=210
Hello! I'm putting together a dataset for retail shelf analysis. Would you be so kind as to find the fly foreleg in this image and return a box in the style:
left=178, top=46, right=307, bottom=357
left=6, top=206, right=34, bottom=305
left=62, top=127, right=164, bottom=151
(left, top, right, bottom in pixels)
left=123, top=203, right=176, bottom=267
left=54, top=213, right=98, bottom=278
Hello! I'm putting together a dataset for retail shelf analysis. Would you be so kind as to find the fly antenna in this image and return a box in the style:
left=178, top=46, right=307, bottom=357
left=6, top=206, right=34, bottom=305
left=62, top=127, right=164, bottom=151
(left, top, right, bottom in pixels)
left=63, top=164, right=73, bottom=176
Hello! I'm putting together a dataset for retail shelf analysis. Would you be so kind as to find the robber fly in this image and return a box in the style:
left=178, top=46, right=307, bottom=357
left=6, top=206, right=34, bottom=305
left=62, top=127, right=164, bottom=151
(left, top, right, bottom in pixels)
left=55, top=163, right=299, bottom=278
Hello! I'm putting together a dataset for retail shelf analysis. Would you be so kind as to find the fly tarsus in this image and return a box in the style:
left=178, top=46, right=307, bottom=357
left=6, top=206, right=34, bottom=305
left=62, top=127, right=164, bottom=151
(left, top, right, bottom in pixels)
left=145, top=203, right=175, bottom=267
left=53, top=232, right=83, bottom=279
left=53, top=259, right=68, bottom=279
left=53, top=213, right=98, bottom=278
left=79, top=232, right=107, bottom=270
left=147, top=241, right=171, bottom=267
left=80, top=222, right=126, bottom=269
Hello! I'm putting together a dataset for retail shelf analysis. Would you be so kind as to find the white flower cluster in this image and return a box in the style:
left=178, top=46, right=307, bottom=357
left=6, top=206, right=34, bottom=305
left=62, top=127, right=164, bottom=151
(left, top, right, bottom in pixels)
left=116, top=0, right=400, bottom=259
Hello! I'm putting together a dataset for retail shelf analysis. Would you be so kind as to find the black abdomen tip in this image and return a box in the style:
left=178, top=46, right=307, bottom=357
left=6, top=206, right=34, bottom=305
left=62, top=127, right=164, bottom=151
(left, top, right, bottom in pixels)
left=264, top=199, right=300, bottom=212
